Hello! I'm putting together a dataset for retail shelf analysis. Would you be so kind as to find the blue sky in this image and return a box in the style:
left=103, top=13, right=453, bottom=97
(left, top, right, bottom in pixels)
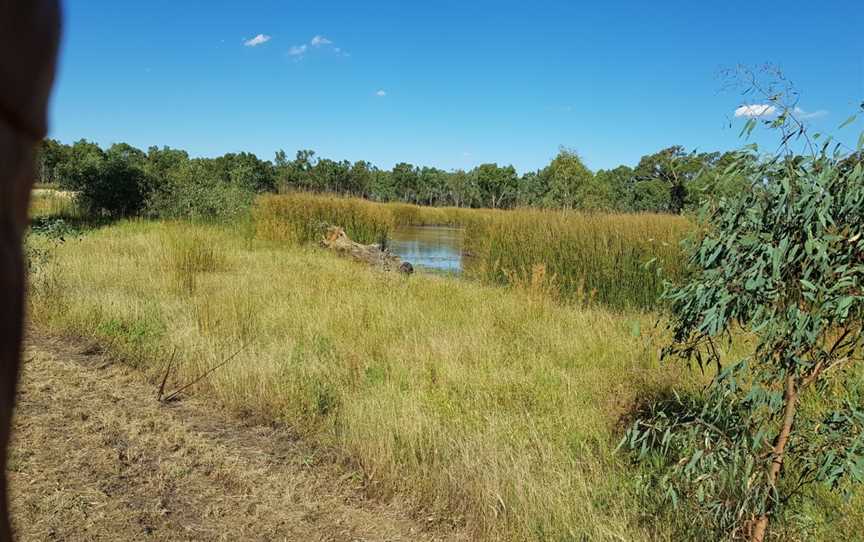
left=51, top=0, right=863, bottom=172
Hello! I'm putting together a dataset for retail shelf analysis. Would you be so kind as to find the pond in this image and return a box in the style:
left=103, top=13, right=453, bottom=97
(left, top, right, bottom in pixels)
left=388, top=226, right=464, bottom=274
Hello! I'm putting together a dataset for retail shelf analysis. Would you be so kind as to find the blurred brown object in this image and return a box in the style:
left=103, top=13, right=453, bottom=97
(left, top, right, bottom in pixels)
left=0, top=1, right=62, bottom=540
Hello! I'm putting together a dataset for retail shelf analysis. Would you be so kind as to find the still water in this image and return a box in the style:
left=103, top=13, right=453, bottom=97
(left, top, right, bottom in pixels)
left=389, top=226, right=464, bottom=273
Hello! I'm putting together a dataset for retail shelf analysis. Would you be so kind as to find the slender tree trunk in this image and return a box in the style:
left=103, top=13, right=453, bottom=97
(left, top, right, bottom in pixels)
left=751, top=374, right=798, bottom=542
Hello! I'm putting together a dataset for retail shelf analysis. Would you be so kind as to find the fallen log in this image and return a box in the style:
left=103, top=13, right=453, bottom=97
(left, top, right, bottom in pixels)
left=320, top=226, right=413, bottom=274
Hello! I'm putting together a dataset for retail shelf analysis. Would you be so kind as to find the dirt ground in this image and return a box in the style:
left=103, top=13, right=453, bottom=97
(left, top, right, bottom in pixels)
left=8, top=332, right=464, bottom=541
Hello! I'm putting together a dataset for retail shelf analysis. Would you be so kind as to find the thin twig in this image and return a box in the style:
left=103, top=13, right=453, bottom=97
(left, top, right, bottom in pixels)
left=162, top=346, right=247, bottom=403
left=156, top=347, right=177, bottom=401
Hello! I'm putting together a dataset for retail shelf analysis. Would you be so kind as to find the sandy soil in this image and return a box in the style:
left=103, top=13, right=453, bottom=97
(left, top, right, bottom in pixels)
left=8, top=332, right=464, bottom=541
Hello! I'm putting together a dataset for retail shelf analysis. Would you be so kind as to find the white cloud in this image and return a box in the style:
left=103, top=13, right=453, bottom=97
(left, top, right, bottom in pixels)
left=734, top=104, right=777, bottom=118
left=375, top=89, right=387, bottom=97
left=288, top=44, right=308, bottom=56
left=310, top=35, right=332, bottom=47
left=794, top=107, right=828, bottom=120
left=244, top=34, right=271, bottom=47
left=288, top=35, right=345, bottom=60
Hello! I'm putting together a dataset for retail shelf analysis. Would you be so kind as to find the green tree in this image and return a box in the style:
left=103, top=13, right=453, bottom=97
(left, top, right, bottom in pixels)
left=446, top=169, right=480, bottom=208
left=370, top=169, right=396, bottom=202
left=56, top=140, right=150, bottom=216
left=472, top=163, right=517, bottom=209
left=415, top=167, right=447, bottom=206
left=686, top=151, right=756, bottom=210
left=146, top=159, right=253, bottom=220
left=633, top=146, right=706, bottom=213
left=226, top=152, right=276, bottom=193
left=55, top=139, right=102, bottom=191
left=623, top=126, right=864, bottom=539
left=309, top=158, right=352, bottom=194
left=595, top=165, right=636, bottom=211
left=35, top=138, right=68, bottom=185
left=516, top=170, right=549, bottom=207
left=348, top=160, right=375, bottom=197
left=276, top=149, right=317, bottom=191
left=540, top=148, right=593, bottom=209
left=391, top=162, right=420, bottom=203
left=145, top=146, right=189, bottom=179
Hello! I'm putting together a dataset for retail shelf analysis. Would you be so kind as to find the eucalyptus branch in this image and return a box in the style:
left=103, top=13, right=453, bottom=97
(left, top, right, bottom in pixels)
left=622, top=74, right=864, bottom=540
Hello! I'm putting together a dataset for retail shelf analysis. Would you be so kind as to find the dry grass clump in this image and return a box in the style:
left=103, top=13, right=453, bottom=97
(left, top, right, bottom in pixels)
left=29, top=219, right=700, bottom=541
left=160, top=228, right=227, bottom=294
left=28, top=190, right=81, bottom=219
left=254, top=193, right=394, bottom=245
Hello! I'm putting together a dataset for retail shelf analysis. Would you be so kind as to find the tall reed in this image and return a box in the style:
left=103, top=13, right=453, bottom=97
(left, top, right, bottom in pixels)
left=160, top=227, right=227, bottom=294
left=29, top=190, right=81, bottom=219
left=254, top=193, right=490, bottom=243
left=463, top=210, right=690, bottom=310
left=254, top=193, right=690, bottom=309
left=254, top=193, right=394, bottom=245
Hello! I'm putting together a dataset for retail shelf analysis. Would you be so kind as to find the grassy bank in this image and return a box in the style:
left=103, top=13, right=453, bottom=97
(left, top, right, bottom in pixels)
left=25, top=217, right=864, bottom=540
left=254, top=193, right=689, bottom=309
left=28, top=219, right=693, bottom=540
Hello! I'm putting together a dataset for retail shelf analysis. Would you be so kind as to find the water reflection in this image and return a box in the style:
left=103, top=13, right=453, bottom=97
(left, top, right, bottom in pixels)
left=389, top=226, right=464, bottom=273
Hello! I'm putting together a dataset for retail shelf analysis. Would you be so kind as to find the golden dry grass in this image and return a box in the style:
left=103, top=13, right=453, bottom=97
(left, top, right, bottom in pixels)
left=25, top=215, right=864, bottom=540
left=28, top=219, right=699, bottom=541
left=28, top=189, right=80, bottom=219
left=10, top=333, right=459, bottom=541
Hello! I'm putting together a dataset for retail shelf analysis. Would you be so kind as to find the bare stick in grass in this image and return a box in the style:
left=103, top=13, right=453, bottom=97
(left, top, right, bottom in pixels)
left=162, top=347, right=247, bottom=403
left=156, top=347, right=177, bottom=402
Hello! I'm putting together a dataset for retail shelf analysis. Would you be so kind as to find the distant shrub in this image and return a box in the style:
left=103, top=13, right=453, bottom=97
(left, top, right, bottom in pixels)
left=146, top=161, right=255, bottom=221
left=57, top=141, right=150, bottom=217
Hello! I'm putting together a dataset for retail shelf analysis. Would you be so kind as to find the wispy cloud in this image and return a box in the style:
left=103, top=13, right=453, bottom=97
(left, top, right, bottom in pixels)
left=288, top=35, right=345, bottom=60
left=375, top=89, right=387, bottom=97
left=794, top=107, right=828, bottom=120
left=288, top=44, right=307, bottom=56
left=244, top=34, right=271, bottom=47
left=310, top=35, right=332, bottom=47
left=733, top=104, right=828, bottom=121
left=734, top=104, right=777, bottom=118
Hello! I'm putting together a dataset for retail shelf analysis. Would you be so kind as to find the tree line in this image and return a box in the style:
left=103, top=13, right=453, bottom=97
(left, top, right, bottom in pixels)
left=36, top=138, right=755, bottom=218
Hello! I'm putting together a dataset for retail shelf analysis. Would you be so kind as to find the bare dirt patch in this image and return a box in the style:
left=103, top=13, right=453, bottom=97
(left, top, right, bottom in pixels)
left=8, top=332, right=464, bottom=541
